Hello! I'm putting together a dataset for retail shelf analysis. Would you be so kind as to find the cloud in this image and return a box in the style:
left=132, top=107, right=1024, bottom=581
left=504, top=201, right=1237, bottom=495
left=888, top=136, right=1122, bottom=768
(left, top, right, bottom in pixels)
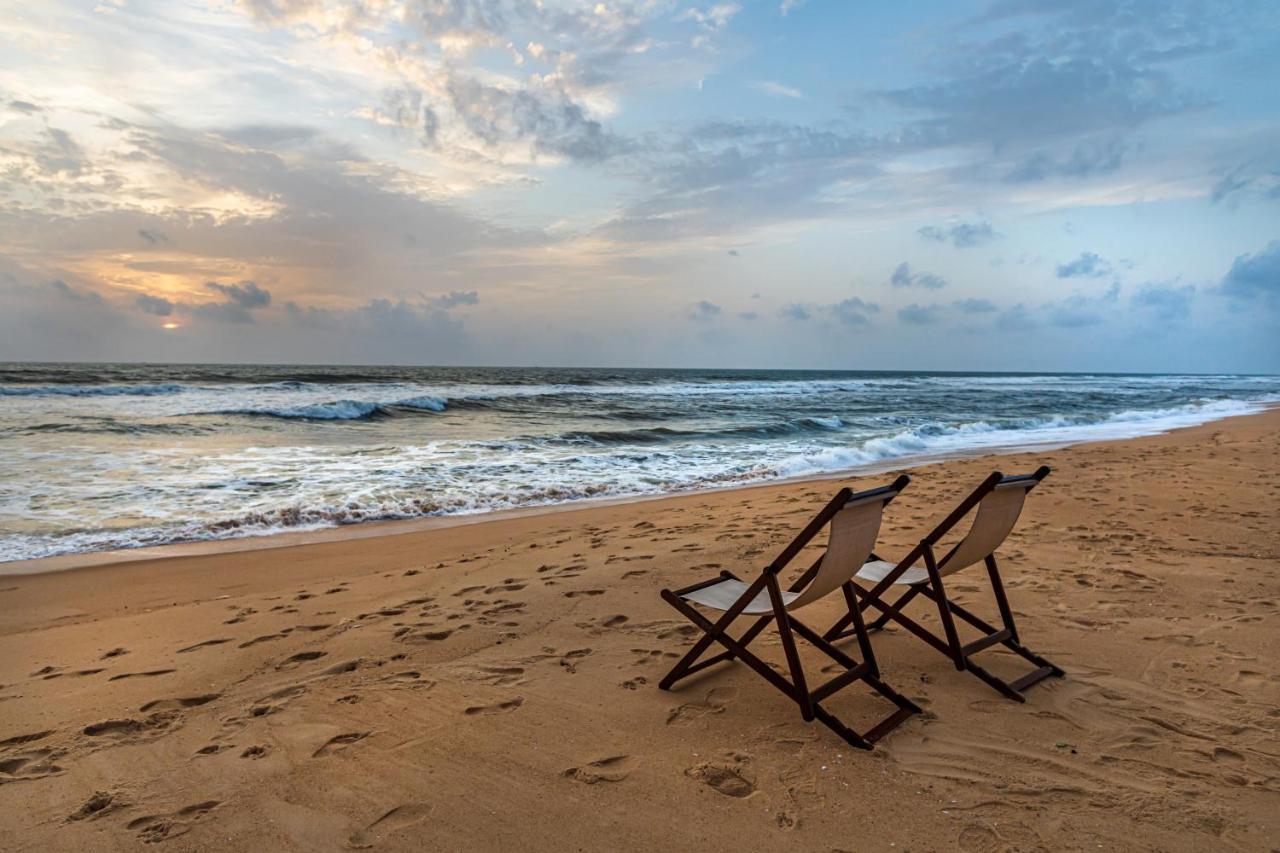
left=1046, top=282, right=1120, bottom=327
left=48, top=279, right=103, bottom=304
left=890, top=262, right=947, bottom=289
left=442, top=74, right=624, bottom=163
left=690, top=300, right=722, bottom=321
left=878, top=12, right=1208, bottom=152
left=780, top=303, right=811, bottom=321
left=284, top=296, right=473, bottom=356
left=952, top=297, right=998, bottom=313
left=206, top=280, right=271, bottom=309
left=738, top=310, right=758, bottom=321
left=779, top=0, right=807, bottom=14
left=192, top=301, right=255, bottom=324
left=137, top=229, right=168, bottom=246
left=1131, top=283, right=1194, bottom=319
left=595, top=119, right=879, bottom=243
left=1056, top=252, right=1111, bottom=278
left=184, top=280, right=273, bottom=323
left=831, top=297, right=879, bottom=327
left=1004, top=137, right=1129, bottom=182
left=898, top=302, right=943, bottom=325
left=917, top=221, right=999, bottom=248
left=135, top=293, right=175, bottom=316
left=1219, top=240, right=1280, bottom=300
left=752, top=81, right=804, bottom=100
left=430, top=290, right=479, bottom=309
left=1211, top=161, right=1280, bottom=204
left=678, top=4, right=742, bottom=32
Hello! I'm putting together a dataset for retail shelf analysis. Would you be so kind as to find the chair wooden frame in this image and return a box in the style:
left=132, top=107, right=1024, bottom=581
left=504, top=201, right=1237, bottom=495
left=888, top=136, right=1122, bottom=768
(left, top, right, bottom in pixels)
left=659, top=476, right=921, bottom=749
left=822, top=467, right=1064, bottom=702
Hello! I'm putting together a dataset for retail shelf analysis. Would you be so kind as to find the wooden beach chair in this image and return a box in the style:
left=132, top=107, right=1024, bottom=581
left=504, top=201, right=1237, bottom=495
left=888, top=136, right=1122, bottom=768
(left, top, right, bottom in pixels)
left=823, top=467, right=1064, bottom=702
left=658, top=476, right=921, bottom=749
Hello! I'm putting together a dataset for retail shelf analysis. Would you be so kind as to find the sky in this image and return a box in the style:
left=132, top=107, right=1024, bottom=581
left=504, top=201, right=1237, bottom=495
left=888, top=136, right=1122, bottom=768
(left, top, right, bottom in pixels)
left=1, top=0, right=1278, bottom=372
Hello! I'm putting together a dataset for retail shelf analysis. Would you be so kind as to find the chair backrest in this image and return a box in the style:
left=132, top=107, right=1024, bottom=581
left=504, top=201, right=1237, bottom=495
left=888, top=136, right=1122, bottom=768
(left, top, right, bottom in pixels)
left=787, top=484, right=901, bottom=610
left=936, top=470, right=1047, bottom=576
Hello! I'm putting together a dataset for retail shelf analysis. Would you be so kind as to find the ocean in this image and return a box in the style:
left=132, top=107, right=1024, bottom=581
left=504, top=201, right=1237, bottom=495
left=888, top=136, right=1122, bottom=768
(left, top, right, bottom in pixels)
left=1, top=363, right=1276, bottom=563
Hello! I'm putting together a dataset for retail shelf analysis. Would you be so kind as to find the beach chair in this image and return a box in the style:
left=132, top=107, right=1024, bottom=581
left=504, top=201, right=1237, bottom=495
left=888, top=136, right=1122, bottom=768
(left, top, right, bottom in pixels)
left=823, top=467, right=1064, bottom=701
left=658, top=476, right=921, bottom=749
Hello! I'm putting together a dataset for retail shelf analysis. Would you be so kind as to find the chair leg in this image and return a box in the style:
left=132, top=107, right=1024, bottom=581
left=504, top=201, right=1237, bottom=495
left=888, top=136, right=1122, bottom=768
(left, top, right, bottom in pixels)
left=660, top=586, right=921, bottom=749
left=659, top=592, right=800, bottom=700
left=788, top=615, right=921, bottom=748
left=909, top=560, right=1065, bottom=701
left=923, top=552, right=965, bottom=671
left=658, top=578, right=768, bottom=690
left=769, top=575, right=814, bottom=721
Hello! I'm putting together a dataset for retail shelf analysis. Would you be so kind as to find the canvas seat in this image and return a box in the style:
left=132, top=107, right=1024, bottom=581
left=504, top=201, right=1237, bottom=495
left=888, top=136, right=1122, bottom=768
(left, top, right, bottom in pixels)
left=659, top=476, right=921, bottom=749
left=824, top=467, right=1065, bottom=702
left=681, top=579, right=798, bottom=613
left=856, top=560, right=928, bottom=586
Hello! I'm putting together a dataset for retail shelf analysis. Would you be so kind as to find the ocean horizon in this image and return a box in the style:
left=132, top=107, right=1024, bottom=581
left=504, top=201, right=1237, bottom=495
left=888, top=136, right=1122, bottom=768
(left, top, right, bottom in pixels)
left=2, top=362, right=1276, bottom=563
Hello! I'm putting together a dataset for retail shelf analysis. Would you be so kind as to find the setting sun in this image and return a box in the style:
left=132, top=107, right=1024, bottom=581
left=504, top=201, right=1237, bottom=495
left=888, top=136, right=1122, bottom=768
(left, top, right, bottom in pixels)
left=161, top=322, right=180, bottom=330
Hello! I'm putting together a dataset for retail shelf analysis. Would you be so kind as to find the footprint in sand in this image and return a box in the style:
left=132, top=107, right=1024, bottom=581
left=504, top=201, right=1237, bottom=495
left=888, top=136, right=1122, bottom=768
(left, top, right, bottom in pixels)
left=177, top=638, right=232, bottom=654
left=139, top=694, right=220, bottom=713
left=558, top=648, right=593, bottom=674
left=562, top=755, right=636, bottom=784
left=321, top=659, right=363, bottom=676
left=684, top=753, right=756, bottom=798
left=485, top=582, right=527, bottom=594
left=127, top=800, right=220, bottom=843
left=382, top=670, right=430, bottom=687
left=239, top=633, right=287, bottom=648
left=312, top=732, right=371, bottom=758
left=958, top=821, right=1045, bottom=852
left=347, top=803, right=432, bottom=848
left=0, top=730, right=54, bottom=748
left=84, top=718, right=150, bottom=737
left=666, top=687, right=735, bottom=725
left=41, top=668, right=105, bottom=680
left=399, top=629, right=454, bottom=643
left=241, top=745, right=269, bottom=759
left=473, top=666, right=525, bottom=687
left=67, top=790, right=123, bottom=822
left=244, top=684, right=308, bottom=719
left=464, top=698, right=523, bottom=716
left=107, top=666, right=177, bottom=681
left=276, top=650, right=328, bottom=670
left=563, top=589, right=605, bottom=598
left=0, top=747, right=65, bottom=781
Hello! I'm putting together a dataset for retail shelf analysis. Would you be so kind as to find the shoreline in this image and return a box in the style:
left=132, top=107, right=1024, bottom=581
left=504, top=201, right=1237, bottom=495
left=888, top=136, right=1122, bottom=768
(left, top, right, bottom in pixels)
left=5, top=405, right=1275, bottom=576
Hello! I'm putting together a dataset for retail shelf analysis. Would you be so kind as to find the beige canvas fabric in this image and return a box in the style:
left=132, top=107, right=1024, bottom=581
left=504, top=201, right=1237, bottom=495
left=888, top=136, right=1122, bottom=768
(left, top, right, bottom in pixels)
left=681, top=494, right=887, bottom=613
left=855, top=559, right=929, bottom=586
left=785, top=497, right=885, bottom=609
left=937, top=480, right=1032, bottom=576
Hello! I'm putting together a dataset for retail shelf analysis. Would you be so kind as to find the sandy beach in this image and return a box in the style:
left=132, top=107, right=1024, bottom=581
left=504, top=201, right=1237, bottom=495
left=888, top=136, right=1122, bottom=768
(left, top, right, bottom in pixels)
left=1, top=409, right=1276, bottom=851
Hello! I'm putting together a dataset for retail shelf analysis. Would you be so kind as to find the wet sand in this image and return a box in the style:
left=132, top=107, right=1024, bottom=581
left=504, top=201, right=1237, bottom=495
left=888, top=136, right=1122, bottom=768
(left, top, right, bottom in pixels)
left=1, top=410, right=1277, bottom=851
